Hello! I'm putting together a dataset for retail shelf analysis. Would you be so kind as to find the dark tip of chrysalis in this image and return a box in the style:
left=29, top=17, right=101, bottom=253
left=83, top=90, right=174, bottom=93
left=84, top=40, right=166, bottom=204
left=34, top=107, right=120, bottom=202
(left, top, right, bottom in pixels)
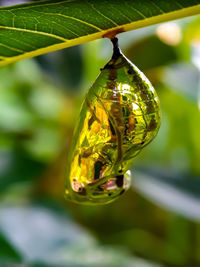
left=102, top=37, right=122, bottom=70
left=111, top=37, right=122, bottom=59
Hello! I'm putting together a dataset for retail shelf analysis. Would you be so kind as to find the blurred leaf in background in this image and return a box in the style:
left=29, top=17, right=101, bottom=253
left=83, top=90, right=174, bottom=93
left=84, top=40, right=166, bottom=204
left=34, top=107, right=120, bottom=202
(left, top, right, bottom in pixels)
left=0, top=8, right=200, bottom=267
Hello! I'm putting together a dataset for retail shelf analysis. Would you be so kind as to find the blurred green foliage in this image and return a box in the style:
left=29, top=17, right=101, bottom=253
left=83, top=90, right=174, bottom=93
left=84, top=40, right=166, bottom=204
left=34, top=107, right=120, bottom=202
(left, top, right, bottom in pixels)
left=0, top=14, right=200, bottom=267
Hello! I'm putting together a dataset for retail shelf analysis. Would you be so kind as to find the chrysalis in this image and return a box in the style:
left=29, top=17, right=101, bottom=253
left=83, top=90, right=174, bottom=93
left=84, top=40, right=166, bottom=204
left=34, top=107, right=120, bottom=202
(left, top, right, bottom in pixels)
left=65, top=38, right=161, bottom=205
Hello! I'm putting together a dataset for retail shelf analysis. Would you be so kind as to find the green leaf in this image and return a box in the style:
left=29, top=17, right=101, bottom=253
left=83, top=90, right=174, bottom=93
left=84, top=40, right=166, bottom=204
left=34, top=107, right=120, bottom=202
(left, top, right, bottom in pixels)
left=0, top=231, right=21, bottom=262
left=0, top=0, right=200, bottom=66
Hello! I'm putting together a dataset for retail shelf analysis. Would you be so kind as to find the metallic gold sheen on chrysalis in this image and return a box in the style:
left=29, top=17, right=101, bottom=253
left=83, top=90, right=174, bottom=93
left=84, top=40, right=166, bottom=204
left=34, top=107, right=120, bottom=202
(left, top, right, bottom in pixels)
left=65, top=38, right=161, bottom=205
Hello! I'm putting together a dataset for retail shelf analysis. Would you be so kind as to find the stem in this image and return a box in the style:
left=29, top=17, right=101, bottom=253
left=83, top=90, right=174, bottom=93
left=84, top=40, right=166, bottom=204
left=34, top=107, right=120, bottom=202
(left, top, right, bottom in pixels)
left=111, top=37, right=122, bottom=59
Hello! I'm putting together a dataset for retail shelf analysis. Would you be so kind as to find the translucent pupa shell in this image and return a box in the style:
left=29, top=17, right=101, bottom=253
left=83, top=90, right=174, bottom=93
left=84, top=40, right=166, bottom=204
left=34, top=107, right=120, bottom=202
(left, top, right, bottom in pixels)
left=65, top=38, right=161, bottom=205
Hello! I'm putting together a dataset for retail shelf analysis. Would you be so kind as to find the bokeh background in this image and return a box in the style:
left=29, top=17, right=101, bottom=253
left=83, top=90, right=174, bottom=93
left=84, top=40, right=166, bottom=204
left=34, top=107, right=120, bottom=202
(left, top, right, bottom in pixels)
left=0, top=3, right=200, bottom=266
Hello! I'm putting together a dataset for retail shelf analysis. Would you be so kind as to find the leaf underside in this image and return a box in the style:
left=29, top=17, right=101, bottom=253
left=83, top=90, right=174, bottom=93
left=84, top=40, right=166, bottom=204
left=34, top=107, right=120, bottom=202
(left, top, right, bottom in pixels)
left=0, top=0, right=200, bottom=66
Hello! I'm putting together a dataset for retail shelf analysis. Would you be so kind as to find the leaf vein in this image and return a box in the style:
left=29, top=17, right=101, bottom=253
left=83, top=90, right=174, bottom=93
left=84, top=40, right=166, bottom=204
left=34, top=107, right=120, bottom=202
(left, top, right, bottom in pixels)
left=147, top=0, right=165, bottom=14
left=173, top=1, right=184, bottom=9
left=0, top=34, right=36, bottom=50
left=0, top=43, right=24, bottom=53
left=0, top=26, right=67, bottom=42
left=86, top=1, right=118, bottom=27
left=32, top=10, right=102, bottom=31
left=125, top=4, right=147, bottom=19
left=50, top=20, right=79, bottom=37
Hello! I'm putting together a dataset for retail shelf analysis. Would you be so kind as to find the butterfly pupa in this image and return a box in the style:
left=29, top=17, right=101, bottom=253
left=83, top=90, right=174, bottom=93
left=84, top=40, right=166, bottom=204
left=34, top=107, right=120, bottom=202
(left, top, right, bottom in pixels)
left=65, top=38, right=161, bottom=205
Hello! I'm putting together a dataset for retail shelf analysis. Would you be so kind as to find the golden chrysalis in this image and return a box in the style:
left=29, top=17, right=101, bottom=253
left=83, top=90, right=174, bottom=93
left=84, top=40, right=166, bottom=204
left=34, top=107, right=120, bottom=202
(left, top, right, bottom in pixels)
left=65, top=38, right=161, bottom=205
